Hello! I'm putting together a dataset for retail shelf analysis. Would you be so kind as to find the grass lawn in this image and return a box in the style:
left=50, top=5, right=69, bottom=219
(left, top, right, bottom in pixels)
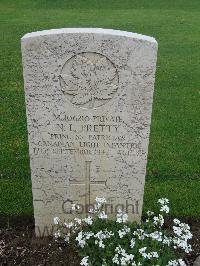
left=0, top=0, right=199, bottom=216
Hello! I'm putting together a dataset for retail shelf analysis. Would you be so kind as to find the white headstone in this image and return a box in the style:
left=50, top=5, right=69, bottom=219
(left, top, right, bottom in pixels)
left=21, top=28, right=158, bottom=235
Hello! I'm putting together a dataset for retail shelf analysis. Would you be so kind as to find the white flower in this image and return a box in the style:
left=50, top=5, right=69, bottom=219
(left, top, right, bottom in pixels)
left=76, top=231, right=86, bottom=248
left=130, top=238, right=136, bottom=248
left=153, top=214, right=164, bottom=227
left=167, top=259, right=187, bottom=266
left=64, top=233, right=70, bottom=242
left=158, top=198, right=170, bottom=213
left=139, top=247, right=149, bottom=258
left=84, top=231, right=94, bottom=239
left=53, top=216, right=60, bottom=225
left=113, top=245, right=134, bottom=265
left=172, top=221, right=192, bottom=253
left=54, top=230, right=61, bottom=238
left=149, top=231, right=163, bottom=242
left=95, top=196, right=106, bottom=203
left=116, top=209, right=128, bottom=223
left=160, top=204, right=169, bottom=213
left=98, top=211, right=108, bottom=219
left=112, top=254, right=119, bottom=264
left=95, top=230, right=114, bottom=240
left=163, top=236, right=172, bottom=246
left=133, top=229, right=147, bottom=240
left=173, top=218, right=181, bottom=225
left=118, top=225, right=130, bottom=238
left=74, top=218, right=82, bottom=225
left=173, top=236, right=192, bottom=253
left=64, top=222, right=74, bottom=228
left=80, top=256, right=89, bottom=266
left=178, top=259, right=187, bottom=266
left=151, top=251, right=159, bottom=258
left=158, top=198, right=169, bottom=205
left=173, top=226, right=182, bottom=237
left=139, top=247, right=159, bottom=260
left=98, top=240, right=105, bottom=248
left=139, top=247, right=147, bottom=254
left=83, top=216, right=93, bottom=225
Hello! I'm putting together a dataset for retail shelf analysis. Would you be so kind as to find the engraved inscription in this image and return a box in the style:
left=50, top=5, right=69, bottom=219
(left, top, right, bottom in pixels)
left=60, top=52, right=119, bottom=109
left=32, top=114, right=141, bottom=158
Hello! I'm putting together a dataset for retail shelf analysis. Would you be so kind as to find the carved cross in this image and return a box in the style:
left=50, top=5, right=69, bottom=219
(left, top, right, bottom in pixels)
left=70, top=161, right=106, bottom=206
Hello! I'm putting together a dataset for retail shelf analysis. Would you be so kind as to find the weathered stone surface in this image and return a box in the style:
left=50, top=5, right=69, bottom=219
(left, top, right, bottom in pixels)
left=21, top=28, right=158, bottom=235
left=194, top=256, right=200, bottom=266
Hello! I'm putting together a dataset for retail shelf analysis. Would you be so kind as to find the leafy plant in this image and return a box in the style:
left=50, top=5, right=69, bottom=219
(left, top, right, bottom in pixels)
left=54, top=198, right=192, bottom=266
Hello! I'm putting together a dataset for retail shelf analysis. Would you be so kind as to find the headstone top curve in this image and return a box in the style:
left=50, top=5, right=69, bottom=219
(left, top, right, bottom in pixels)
left=21, top=27, right=157, bottom=45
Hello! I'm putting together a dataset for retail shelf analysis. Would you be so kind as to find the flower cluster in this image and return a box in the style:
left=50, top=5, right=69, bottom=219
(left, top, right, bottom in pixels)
left=53, top=197, right=192, bottom=266
left=113, top=245, right=135, bottom=265
left=172, top=219, right=192, bottom=253
left=158, top=198, right=170, bottom=214
left=166, top=259, right=187, bottom=266
left=94, top=230, right=114, bottom=249
left=139, top=247, right=159, bottom=260
left=118, top=225, right=130, bottom=238
left=116, top=209, right=129, bottom=223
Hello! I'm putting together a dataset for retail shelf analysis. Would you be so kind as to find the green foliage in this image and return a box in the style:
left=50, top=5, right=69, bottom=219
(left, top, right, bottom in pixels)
left=55, top=198, right=191, bottom=265
left=143, top=178, right=200, bottom=217
left=0, top=178, right=33, bottom=214
left=76, top=219, right=175, bottom=265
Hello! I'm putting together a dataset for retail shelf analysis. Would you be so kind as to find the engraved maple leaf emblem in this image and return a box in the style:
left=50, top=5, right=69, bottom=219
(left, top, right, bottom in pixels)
left=60, top=54, right=118, bottom=108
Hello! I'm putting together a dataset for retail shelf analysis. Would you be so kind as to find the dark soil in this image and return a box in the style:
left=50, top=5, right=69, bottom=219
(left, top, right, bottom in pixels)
left=0, top=215, right=80, bottom=266
left=0, top=215, right=199, bottom=266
